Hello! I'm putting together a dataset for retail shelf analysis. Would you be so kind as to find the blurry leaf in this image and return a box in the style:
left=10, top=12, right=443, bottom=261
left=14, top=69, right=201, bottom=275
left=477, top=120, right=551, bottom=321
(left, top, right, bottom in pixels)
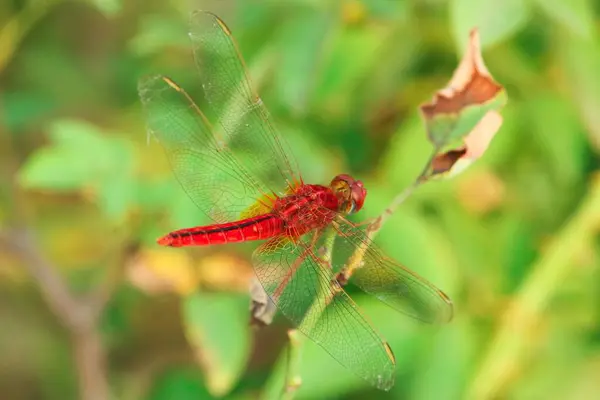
left=341, top=0, right=367, bottom=25
left=497, top=216, right=537, bottom=293
left=375, top=205, right=460, bottom=296
left=380, top=113, right=433, bottom=190
left=532, top=0, right=594, bottom=38
left=451, top=0, right=531, bottom=49
left=274, top=9, right=332, bottom=114
left=147, top=368, right=211, bottom=400
left=197, top=252, right=254, bottom=293
left=314, top=22, right=391, bottom=110
left=2, top=91, right=54, bottom=132
left=421, top=29, right=506, bottom=178
left=456, top=168, right=506, bottom=215
left=567, top=357, right=600, bottom=400
left=409, top=318, right=475, bottom=400
left=18, top=119, right=136, bottom=221
left=88, top=0, right=121, bottom=17
left=183, top=292, right=251, bottom=397
left=558, top=32, right=600, bottom=151
left=527, top=94, right=589, bottom=186
left=129, top=14, right=187, bottom=56
left=127, top=248, right=197, bottom=295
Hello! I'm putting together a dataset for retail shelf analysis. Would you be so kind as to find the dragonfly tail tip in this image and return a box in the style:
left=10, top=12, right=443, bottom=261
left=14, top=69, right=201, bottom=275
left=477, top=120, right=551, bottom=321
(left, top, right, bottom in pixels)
left=157, top=235, right=173, bottom=246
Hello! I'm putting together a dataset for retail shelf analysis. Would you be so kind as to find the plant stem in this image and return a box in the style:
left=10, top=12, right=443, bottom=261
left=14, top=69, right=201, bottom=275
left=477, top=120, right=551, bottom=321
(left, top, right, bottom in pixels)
left=466, top=173, right=600, bottom=400
left=282, top=329, right=303, bottom=399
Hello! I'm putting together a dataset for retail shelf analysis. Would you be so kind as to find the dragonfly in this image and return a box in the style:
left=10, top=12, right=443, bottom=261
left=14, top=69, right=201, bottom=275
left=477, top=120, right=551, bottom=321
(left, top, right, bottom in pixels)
left=138, top=10, right=453, bottom=391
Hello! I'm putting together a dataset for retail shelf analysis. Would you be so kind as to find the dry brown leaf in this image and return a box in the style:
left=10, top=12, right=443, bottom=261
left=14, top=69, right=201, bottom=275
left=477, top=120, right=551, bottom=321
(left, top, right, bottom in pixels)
left=420, top=28, right=506, bottom=177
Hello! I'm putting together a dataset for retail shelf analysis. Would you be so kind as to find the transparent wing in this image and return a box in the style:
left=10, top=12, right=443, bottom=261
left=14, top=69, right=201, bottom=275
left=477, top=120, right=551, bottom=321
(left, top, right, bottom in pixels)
left=188, top=11, right=302, bottom=194
left=332, top=217, right=454, bottom=324
left=138, top=75, right=272, bottom=223
left=252, top=231, right=396, bottom=391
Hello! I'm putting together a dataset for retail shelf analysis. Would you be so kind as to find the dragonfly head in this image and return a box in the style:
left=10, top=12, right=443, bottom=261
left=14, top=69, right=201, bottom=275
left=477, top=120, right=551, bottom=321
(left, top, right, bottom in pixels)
left=330, top=174, right=367, bottom=214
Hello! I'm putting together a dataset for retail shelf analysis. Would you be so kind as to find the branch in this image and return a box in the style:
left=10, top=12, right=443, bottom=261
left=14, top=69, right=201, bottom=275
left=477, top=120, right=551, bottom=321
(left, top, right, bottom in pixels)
left=281, top=329, right=303, bottom=399
left=466, top=174, right=600, bottom=399
left=89, top=241, right=137, bottom=319
left=0, top=229, right=84, bottom=329
left=0, top=228, right=111, bottom=400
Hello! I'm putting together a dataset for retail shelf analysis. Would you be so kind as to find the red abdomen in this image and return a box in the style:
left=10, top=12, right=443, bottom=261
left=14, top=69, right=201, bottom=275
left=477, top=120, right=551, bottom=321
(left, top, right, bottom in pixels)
left=158, top=214, right=283, bottom=247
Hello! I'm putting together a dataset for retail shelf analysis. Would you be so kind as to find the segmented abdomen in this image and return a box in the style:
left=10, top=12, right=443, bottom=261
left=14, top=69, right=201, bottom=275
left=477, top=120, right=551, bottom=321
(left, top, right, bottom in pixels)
left=157, top=214, right=283, bottom=247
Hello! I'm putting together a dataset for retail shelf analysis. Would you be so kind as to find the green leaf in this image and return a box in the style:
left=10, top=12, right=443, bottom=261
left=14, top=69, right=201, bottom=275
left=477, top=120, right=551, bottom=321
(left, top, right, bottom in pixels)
left=182, top=292, right=251, bottom=397
left=527, top=94, right=589, bottom=186
left=147, top=368, right=212, bottom=400
left=313, top=23, right=391, bottom=110
left=128, top=14, right=188, bottom=56
left=532, top=0, right=594, bottom=38
left=409, top=318, right=475, bottom=400
left=451, top=0, right=531, bottom=49
left=18, top=119, right=136, bottom=221
left=380, top=113, right=433, bottom=190
left=558, top=31, right=600, bottom=150
left=2, top=91, right=54, bottom=132
left=274, top=9, right=332, bottom=115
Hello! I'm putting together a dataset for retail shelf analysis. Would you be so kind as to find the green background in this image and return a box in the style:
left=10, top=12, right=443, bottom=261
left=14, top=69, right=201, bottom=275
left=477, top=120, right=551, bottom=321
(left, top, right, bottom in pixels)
left=1, top=0, right=600, bottom=399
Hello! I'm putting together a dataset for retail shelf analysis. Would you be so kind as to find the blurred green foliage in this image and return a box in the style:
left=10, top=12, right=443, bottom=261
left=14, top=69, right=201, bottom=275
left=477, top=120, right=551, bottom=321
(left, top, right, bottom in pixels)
left=1, top=0, right=600, bottom=399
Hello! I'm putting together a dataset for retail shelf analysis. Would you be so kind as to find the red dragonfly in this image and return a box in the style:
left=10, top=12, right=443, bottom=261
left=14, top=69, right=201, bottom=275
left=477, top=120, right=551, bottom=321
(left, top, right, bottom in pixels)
left=138, top=11, right=453, bottom=391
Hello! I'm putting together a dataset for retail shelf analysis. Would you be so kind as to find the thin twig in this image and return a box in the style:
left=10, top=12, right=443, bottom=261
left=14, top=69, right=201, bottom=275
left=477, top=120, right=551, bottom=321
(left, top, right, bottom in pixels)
left=370, top=147, right=438, bottom=238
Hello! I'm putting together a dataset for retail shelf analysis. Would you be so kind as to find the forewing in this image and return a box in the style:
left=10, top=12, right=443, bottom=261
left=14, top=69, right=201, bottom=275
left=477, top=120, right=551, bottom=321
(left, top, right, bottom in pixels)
left=332, top=217, right=454, bottom=324
left=189, top=11, right=302, bottom=195
left=252, top=232, right=396, bottom=390
left=138, top=75, right=272, bottom=223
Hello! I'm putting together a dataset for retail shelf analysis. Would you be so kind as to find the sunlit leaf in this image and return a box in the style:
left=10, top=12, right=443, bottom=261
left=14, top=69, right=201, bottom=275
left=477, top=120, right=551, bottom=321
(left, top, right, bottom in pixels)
left=183, top=292, right=251, bottom=397
left=127, top=248, right=197, bottom=295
